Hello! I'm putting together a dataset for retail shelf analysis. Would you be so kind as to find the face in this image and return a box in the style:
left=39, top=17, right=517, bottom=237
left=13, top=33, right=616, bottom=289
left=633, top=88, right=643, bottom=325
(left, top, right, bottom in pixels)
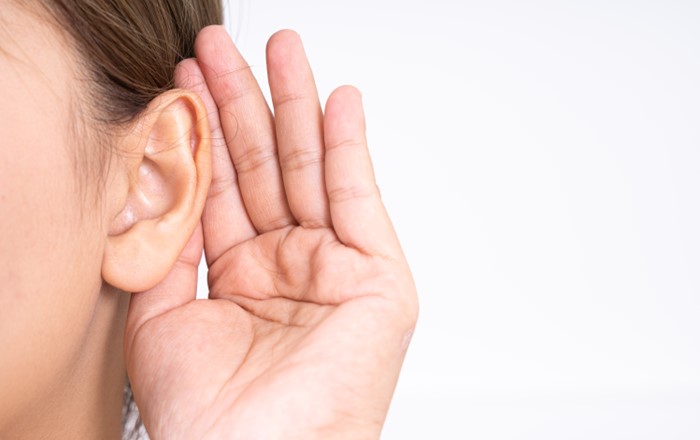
left=0, top=3, right=113, bottom=427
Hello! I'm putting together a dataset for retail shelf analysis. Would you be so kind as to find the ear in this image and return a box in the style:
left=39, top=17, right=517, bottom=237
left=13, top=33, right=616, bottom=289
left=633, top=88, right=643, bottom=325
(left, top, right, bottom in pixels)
left=102, top=89, right=212, bottom=293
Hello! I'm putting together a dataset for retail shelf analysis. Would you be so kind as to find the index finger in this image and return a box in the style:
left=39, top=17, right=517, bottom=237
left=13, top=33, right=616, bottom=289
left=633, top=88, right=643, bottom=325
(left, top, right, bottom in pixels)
left=174, top=59, right=257, bottom=265
left=194, top=25, right=295, bottom=234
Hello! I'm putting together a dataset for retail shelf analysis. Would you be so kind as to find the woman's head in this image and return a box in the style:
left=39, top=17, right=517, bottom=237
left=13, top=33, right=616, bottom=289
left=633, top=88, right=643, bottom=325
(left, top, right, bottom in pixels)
left=0, top=0, right=220, bottom=435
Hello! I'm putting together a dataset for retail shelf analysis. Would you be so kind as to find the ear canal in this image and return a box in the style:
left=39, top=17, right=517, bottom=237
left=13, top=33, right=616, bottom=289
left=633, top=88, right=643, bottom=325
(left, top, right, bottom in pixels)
left=101, top=89, right=212, bottom=293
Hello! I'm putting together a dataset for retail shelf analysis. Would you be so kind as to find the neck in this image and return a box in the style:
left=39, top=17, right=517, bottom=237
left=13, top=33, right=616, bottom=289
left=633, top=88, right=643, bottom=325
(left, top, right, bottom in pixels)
left=7, top=285, right=130, bottom=439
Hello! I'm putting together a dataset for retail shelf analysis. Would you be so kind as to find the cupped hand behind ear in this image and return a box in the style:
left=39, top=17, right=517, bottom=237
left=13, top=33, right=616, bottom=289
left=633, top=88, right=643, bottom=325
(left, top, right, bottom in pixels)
left=123, top=26, right=418, bottom=439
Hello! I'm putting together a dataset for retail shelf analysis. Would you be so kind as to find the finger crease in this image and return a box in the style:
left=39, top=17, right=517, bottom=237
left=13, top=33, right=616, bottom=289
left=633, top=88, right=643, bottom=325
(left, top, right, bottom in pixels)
left=280, top=147, right=324, bottom=173
left=327, top=184, right=377, bottom=204
left=233, top=145, right=279, bottom=173
left=272, top=92, right=313, bottom=108
left=326, top=138, right=363, bottom=152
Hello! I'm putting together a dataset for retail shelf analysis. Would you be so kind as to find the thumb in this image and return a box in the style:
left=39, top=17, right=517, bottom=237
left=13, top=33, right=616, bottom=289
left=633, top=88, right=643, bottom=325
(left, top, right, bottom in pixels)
left=123, top=222, right=203, bottom=355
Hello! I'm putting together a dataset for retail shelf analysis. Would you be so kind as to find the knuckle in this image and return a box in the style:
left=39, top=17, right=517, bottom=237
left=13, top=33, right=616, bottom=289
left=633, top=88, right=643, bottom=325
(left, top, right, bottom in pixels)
left=233, top=143, right=278, bottom=174
left=259, top=214, right=293, bottom=232
left=327, top=183, right=378, bottom=204
left=272, top=92, right=312, bottom=108
left=215, top=66, right=256, bottom=108
left=207, top=172, right=237, bottom=199
left=325, top=138, right=364, bottom=153
left=280, top=146, right=323, bottom=173
left=379, top=267, right=419, bottom=330
left=297, top=218, right=328, bottom=229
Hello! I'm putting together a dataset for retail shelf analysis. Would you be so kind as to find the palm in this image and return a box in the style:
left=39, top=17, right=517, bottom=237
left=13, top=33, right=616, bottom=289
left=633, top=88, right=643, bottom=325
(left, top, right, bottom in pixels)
left=124, top=27, right=417, bottom=440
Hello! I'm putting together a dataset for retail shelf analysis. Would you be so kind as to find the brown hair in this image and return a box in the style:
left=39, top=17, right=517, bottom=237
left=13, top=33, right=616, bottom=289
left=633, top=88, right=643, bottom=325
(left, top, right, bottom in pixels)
left=38, top=0, right=223, bottom=125
left=26, top=1, right=224, bottom=437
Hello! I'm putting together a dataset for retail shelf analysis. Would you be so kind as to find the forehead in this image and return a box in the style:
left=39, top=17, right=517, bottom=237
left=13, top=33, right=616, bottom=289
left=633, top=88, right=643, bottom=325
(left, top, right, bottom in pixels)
left=0, top=3, right=72, bottom=70
left=0, top=2, right=80, bottom=183
left=0, top=3, right=80, bottom=119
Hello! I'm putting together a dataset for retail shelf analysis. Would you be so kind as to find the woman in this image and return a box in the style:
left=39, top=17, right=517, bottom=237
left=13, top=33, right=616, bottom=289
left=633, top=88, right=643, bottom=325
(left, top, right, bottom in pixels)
left=0, top=0, right=418, bottom=438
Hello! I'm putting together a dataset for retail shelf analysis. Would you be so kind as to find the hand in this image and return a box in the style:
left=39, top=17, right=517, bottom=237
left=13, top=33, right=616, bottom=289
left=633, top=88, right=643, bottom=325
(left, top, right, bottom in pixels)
left=124, top=26, right=418, bottom=439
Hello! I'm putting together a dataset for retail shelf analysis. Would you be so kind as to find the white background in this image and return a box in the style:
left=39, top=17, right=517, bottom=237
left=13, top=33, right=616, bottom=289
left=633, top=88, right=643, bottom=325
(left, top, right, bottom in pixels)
left=197, top=1, right=700, bottom=438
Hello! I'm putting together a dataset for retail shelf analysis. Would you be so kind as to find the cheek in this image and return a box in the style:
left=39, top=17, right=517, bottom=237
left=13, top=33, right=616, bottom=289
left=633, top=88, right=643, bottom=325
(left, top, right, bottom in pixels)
left=0, top=93, right=106, bottom=423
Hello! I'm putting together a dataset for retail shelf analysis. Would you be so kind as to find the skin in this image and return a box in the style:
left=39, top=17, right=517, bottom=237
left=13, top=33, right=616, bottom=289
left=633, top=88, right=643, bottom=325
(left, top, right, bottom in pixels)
left=0, top=5, right=128, bottom=437
left=125, top=26, right=419, bottom=438
left=0, top=4, right=417, bottom=438
left=0, top=4, right=212, bottom=438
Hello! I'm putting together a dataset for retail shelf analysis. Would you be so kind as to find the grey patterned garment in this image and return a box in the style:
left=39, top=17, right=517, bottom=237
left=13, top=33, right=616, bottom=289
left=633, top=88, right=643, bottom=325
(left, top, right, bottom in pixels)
left=122, top=378, right=149, bottom=440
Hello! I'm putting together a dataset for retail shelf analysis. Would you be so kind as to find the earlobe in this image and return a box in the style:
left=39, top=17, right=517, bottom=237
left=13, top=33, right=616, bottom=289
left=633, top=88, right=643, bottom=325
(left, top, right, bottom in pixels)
left=102, top=89, right=212, bottom=293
